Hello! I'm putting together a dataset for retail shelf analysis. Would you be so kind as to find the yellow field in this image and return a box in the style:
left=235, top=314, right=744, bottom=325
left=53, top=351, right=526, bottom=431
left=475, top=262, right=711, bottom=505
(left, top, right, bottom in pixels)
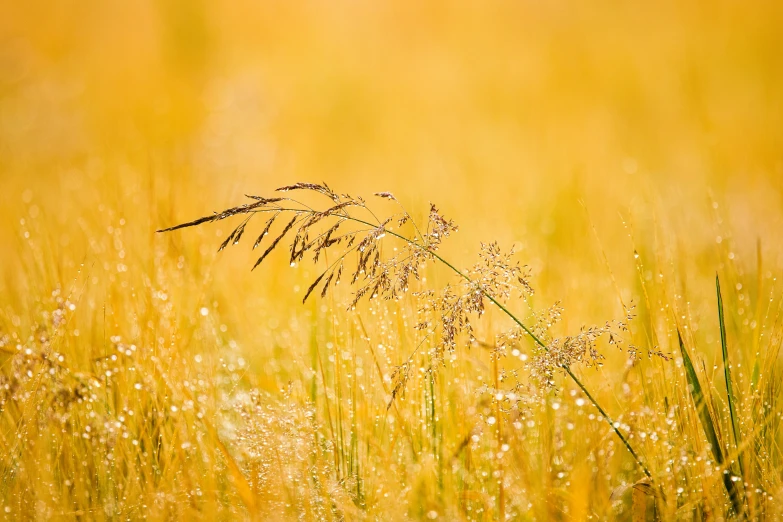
left=1, top=1, right=782, bottom=520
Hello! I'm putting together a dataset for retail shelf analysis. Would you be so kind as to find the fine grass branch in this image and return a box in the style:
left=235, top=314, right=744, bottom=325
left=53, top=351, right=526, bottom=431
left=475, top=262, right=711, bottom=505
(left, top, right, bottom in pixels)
left=158, top=182, right=654, bottom=480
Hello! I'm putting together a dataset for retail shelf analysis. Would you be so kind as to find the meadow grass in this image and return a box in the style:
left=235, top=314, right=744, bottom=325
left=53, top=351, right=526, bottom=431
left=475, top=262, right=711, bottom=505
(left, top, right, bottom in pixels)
left=2, top=1, right=783, bottom=520
left=2, top=180, right=782, bottom=520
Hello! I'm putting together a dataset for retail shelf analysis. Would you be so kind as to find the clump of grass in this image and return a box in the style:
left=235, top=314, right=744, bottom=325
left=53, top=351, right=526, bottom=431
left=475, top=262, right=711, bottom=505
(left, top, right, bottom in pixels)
left=6, top=181, right=781, bottom=520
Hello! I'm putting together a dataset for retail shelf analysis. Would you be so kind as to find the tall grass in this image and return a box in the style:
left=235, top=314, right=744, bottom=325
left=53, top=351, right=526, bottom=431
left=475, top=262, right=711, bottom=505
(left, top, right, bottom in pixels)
left=2, top=1, right=783, bottom=520
left=2, top=181, right=783, bottom=519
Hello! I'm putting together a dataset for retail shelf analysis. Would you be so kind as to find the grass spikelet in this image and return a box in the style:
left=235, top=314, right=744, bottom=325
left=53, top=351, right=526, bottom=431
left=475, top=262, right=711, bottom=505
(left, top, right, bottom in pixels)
left=252, top=216, right=298, bottom=270
left=253, top=212, right=280, bottom=249
left=302, top=270, right=327, bottom=304
left=276, top=182, right=340, bottom=202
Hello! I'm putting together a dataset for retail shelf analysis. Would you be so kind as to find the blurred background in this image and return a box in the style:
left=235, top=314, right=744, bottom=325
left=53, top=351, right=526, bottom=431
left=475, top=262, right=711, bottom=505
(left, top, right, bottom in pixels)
left=1, top=0, right=782, bottom=348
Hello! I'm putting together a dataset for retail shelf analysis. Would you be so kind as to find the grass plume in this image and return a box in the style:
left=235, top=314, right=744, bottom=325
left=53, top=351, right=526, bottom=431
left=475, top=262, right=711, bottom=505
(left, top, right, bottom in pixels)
left=158, top=182, right=660, bottom=486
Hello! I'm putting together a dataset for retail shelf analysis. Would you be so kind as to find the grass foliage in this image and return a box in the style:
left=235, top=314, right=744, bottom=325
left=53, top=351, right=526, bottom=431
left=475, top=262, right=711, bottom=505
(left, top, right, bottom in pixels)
left=2, top=2, right=783, bottom=520
left=3, top=181, right=783, bottom=520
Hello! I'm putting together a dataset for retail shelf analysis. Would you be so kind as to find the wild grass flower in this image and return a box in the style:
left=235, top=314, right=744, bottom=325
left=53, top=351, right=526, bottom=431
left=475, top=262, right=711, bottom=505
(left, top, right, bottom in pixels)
left=159, top=182, right=663, bottom=483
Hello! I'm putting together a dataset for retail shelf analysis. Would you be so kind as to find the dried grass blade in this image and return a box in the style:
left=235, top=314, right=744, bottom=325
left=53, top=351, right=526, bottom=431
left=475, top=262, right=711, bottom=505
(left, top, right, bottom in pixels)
left=631, top=482, right=649, bottom=522
left=202, top=417, right=258, bottom=518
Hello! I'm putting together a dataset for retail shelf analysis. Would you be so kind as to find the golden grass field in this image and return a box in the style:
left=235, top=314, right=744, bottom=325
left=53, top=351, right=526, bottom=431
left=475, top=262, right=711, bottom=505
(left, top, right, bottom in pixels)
left=1, top=1, right=783, bottom=520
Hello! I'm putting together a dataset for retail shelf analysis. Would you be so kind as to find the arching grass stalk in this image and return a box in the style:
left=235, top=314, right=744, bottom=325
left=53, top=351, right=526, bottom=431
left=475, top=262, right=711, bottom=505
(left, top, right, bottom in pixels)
left=158, top=182, right=653, bottom=482
left=349, top=216, right=653, bottom=480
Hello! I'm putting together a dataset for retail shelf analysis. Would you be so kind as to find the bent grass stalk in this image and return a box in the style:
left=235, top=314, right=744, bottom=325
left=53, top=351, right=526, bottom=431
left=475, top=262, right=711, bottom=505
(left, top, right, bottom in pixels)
left=158, top=182, right=654, bottom=487
left=347, top=215, right=654, bottom=480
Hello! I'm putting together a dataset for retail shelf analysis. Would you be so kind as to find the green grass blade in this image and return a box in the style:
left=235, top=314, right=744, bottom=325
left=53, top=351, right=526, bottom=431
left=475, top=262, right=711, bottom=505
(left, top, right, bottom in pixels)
left=717, top=275, right=744, bottom=481
left=677, top=329, right=742, bottom=515
left=678, top=329, right=723, bottom=462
